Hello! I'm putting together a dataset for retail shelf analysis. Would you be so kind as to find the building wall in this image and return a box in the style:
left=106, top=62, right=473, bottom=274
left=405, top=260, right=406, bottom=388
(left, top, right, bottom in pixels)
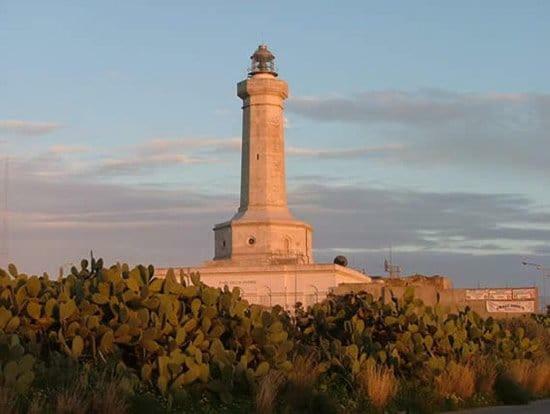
left=333, top=281, right=539, bottom=317
left=156, top=264, right=370, bottom=311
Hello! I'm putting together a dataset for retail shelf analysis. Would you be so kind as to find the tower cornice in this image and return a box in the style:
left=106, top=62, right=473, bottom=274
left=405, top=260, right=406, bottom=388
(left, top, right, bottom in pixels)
left=237, top=77, right=288, bottom=100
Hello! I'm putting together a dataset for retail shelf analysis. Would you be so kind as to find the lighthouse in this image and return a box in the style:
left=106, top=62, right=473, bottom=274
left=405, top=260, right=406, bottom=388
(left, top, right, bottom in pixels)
left=211, top=45, right=313, bottom=266
left=158, top=45, right=370, bottom=309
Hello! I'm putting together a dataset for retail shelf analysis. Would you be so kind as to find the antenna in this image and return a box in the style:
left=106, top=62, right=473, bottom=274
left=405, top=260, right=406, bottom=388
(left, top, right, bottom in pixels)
left=0, top=157, right=9, bottom=268
left=384, top=244, right=402, bottom=279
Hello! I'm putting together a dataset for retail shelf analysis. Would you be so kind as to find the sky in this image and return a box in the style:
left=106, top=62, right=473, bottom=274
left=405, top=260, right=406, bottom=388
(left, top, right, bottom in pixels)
left=1, top=0, right=549, bottom=291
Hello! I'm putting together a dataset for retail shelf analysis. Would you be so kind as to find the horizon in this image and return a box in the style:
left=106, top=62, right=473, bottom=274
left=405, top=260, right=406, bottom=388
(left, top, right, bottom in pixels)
left=1, top=1, right=549, bottom=291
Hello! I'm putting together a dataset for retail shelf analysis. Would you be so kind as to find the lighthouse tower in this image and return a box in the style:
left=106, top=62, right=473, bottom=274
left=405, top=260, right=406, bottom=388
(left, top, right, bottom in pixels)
left=158, top=45, right=370, bottom=309
left=211, top=45, right=313, bottom=266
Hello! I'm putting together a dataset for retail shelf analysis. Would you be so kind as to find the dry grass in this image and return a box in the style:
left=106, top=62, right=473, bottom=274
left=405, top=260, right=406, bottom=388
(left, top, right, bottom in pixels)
left=27, top=397, right=45, bottom=414
left=526, top=359, right=550, bottom=396
left=435, top=362, right=475, bottom=400
left=287, top=353, right=322, bottom=389
left=0, top=371, right=129, bottom=414
left=90, top=380, right=129, bottom=414
left=507, top=359, right=550, bottom=397
left=472, top=356, right=498, bottom=395
left=282, top=353, right=330, bottom=411
left=255, top=370, right=287, bottom=414
left=0, top=386, right=16, bottom=414
left=54, top=373, right=88, bottom=414
left=357, top=363, right=398, bottom=411
left=506, top=359, right=532, bottom=390
left=55, top=390, right=88, bottom=414
left=53, top=369, right=129, bottom=414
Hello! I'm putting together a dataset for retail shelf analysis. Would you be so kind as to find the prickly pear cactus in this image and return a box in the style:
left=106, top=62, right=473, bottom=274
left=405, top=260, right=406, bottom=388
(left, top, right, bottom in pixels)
left=0, top=258, right=296, bottom=398
left=0, top=333, right=35, bottom=393
left=0, top=258, right=546, bottom=399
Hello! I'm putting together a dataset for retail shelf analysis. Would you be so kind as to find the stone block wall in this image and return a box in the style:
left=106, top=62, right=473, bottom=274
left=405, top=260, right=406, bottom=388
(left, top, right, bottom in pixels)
left=332, top=276, right=539, bottom=317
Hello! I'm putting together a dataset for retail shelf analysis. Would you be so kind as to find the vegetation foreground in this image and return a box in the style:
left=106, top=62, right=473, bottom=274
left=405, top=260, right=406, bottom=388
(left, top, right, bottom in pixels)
left=1, top=259, right=549, bottom=413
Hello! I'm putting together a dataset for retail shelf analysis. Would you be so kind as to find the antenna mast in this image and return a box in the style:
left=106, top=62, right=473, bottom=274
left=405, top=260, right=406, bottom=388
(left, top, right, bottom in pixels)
left=384, top=244, right=402, bottom=279
left=0, top=157, right=9, bottom=268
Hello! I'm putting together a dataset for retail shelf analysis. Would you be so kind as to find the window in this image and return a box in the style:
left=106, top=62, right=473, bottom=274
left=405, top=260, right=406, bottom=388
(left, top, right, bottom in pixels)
left=284, top=238, right=290, bottom=253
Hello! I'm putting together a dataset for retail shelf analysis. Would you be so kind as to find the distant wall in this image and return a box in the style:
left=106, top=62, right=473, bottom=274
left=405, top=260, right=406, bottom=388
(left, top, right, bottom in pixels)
left=332, top=278, right=539, bottom=318
left=449, top=287, right=539, bottom=317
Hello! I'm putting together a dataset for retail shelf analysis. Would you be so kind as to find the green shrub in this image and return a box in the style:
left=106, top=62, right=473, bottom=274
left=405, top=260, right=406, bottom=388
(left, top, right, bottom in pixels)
left=1, top=258, right=549, bottom=412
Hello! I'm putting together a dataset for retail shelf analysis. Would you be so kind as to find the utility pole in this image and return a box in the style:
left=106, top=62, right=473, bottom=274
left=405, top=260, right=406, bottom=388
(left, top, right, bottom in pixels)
left=0, top=157, right=9, bottom=269
left=522, top=259, right=549, bottom=312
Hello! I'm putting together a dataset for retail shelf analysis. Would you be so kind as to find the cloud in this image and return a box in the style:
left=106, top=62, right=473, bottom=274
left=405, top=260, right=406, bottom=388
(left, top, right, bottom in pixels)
left=17, top=138, right=241, bottom=178
left=49, top=145, right=90, bottom=155
left=0, top=120, right=61, bottom=136
left=135, top=136, right=405, bottom=162
left=10, top=151, right=93, bottom=179
left=86, top=137, right=242, bottom=176
left=135, top=137, right=405, bottom=163
left=4, top=163, right=236, bottom=275
left=288, top=90, right=550, bottom=172
left=532, top=245, right=550, bottom=255
left=99, top=153, right=216, bottom=175
left=4, top=123, right=548, bottom=286
left=289, top=90, right=550, bottom=126
left=290, top=183, right=550, bottom=257
left=25, top=135, right=407, bottom=180
left=137, top=137, right=241, bottom=156
left=6, top=153, right=550, bottom=287
left=287, top=144, right=404, bottom=159
left=313, top=250, right=550, bottom=288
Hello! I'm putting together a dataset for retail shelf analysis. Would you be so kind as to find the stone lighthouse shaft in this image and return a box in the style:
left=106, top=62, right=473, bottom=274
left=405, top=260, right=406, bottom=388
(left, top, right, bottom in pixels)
left=237, top=46, right=288, bottom=213
left=211, top=45, right=313, bottom=266
left=238, top=45, right=289, bottom=214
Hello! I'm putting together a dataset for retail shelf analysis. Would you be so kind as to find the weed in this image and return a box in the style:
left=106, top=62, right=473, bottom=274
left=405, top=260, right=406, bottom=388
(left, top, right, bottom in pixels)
left=526, top=358, right=550, bottom=397
left=256, top=370, right=286, bottom=414
left=357, top=363, right=398, bottom=412
left=435, top=361, right=475, bottom=401
left=472, top=356, right=497, bottom=395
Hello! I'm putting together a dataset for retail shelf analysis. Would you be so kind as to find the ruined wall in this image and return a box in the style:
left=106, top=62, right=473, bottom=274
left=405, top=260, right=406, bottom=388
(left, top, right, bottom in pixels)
left=332, top=276, right=539, bottom=318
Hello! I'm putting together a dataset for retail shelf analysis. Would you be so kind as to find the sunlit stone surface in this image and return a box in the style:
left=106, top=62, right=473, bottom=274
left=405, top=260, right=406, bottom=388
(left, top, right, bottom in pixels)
left=157, top=45, right=370, bottom=309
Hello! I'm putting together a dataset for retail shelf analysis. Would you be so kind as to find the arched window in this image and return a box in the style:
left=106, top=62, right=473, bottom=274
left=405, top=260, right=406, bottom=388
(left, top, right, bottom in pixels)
left=284, top=238, right=290, bottom=253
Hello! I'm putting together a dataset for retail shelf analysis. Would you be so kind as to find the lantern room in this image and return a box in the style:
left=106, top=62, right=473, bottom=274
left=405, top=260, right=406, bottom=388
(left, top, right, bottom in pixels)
left=248, top=44, right=277, bottom=77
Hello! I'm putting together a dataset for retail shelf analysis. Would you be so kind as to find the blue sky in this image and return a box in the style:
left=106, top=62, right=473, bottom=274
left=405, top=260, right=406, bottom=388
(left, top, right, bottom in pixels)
left=1, top=1, right=549, bottom=290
